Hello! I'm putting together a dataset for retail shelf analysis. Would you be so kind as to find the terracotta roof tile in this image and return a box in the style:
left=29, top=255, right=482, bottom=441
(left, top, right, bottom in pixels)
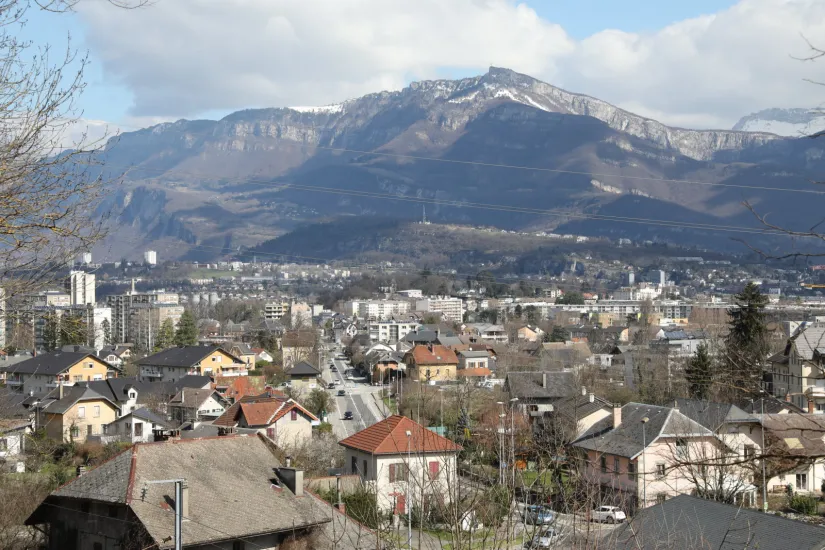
left=339, top=415, right=462, bottom=455
left=409, top=345, right=458, bottom=366
left=240, top=402, right=283, bottom=426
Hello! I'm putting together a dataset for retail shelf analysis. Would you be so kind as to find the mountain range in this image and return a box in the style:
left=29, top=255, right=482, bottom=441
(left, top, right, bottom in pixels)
left=90, top=67, right=825, bottom=262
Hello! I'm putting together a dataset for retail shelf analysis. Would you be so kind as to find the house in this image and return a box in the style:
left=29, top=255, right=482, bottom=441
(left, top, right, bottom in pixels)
left=0, top=418, right=31, bottom=459
left=533, top=389, right=613, bottom=440
left=610, top=494, right=825, bottom=550
left=761, top=413, right=825, bottom=494
left=224, top=342, right=256, bottom=368
left=26, top=435, right=378, bottom=550
left=251, top=347, right=274, bottom=363
left=96, top=345, right=132, bottom=368
left=572, top=403, right=736, bottom=511
left=287, top=360, right=322, bottom=390
left=281, top=329, right=317, bottom=370
left=0, top=349, right=35, bottom=383
left=541, top=341, right=592, bottom=370
left=84, top=377, right=147, bottom=417
left=137, top=345, right=247, bottom=382
left=404, top=345, right=459, bottom=383
left=456, top=349, right=491, bottom=371
left=213, top=375, right=267, bottom=403
left=5, top=351, right=120, bottom=395
left=213, top=395, right=319, bottom=446
left=517, top=325, right=544, bottom=342
left=777, top=324, right=825, bottom=411
left=168, top=388, right=227, bottom=424
left=103, top=407, right=176, bottom=444
left=463, top=323, right=508, bottom=343
left=37, top=385, right=120, bottom=443
left=505, top=371, right=579, bottom=415
left=456, top=367, right=492, bottom=384
left=338, top=415, right=462, bottom=513
left=369, top=351, right=405, bottom=384
left=651, top=329, right=710, bottom=357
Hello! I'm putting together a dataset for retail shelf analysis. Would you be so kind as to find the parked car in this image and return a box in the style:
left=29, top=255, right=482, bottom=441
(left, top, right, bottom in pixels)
left=330, top=366, right=338, bottom=372
left=591, top=506, right=626, bottom=524
left=343, top=411, right=353, bottom=420
left=337, top=389, right=346, bottom=397
left=523, top=527, right=563, bottom=549
left=522, top=505, right=554, bottom=525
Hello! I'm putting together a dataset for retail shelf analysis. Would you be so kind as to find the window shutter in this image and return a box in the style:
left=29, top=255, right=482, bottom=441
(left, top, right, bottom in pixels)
left=429, top=461, right=440, bottom=479
left=389, top=464, right=396, bottom=482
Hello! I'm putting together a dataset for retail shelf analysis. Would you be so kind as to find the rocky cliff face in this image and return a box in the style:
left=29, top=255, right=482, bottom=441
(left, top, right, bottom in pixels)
left=96, top=67, right=822, bottom=260
left=733, top=107, right=825, bottom=137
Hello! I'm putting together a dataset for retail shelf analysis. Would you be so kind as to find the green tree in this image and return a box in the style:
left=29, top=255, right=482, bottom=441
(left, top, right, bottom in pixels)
left=305, top=388, right=336, bottom=417
left=513, top=304, right=523, bottom=318
left=685, top=343, right=713, bottom=400
left=547, top=326, right=568, bottom=343
left=722, top=282, right=769, bottom=399
left=41, top=313, right=59, bottom=351
left=155, top=318, right=175, bottom=351
left=100, top=318, right=112, bottom=346
left=525, top=305, right=539, bottom=325
left=556, top=292, right=584, bottom=305
left=173, top=311, right=198, bottom=346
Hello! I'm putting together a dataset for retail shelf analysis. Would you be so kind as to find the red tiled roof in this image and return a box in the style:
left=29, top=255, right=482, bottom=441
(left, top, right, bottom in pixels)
left=338, top=415, right=462, bottom=455
left=214, top=376, right=266, bottom=401
left=213, top=395, right=286, bottom=427
left=215, top=394, right=319, bottom=428
left=457, top=367, right=492, bottom=377
left=409, top=345, right=458, bottom=366
left=240, top=402, right=283, bottom=426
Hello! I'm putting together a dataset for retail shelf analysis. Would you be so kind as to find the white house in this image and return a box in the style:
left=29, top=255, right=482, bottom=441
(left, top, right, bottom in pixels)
left=213, top=395, right=319, bottom=447
left=338, top=415, right=462, bottom=514
left=103, top=407, right=175, bottom=444
left=0, top=418, right=30, bottom=459
left=168, top=388, right=227, bottom=425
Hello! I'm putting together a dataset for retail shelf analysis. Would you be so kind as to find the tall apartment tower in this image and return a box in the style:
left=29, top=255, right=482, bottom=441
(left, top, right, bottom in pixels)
left=144, top=250, right=158, bottom=266
left=65, top=271, right=96, bottom=306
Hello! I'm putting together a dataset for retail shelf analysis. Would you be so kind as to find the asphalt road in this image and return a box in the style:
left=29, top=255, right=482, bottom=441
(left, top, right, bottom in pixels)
left=324, top=354, right=383, bottom=437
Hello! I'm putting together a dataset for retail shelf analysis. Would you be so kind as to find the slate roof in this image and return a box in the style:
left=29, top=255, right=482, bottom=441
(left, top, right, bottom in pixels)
left=402, top=330, right=439, bottom=344
left=761, top=414, right=825, bottom=458
left=168, top=388, right=222, bottom=409
left=41, top=385, right=119, bottom=415
left=505, top=371, right=578, bottom=400
left=339, top=415, right=462, bottom=455
left=737, top=395, right=805, bottom=415
left=137, top=345, right=241, bottom=367
left=289, top=361, right=321, bottom=376
left=791, top=323, right=825, bottom=361
left=660, top=329, right=708, bottom=340
left=610, top=494, right=825, bottom=550
left=572, top=403, right=713, bottom=459
left=31, top=436, right=329, bottom=549
left=548, top=393, right=612, bottom=421
left=456, top=350, right=489, bottom=359
left=85, top=377, right=150, bottom=405
left=7, top=351, right=115, bottom=376
left=0, top=389, right=34, bottom=418
left=673, top=398, right=756, bottom=432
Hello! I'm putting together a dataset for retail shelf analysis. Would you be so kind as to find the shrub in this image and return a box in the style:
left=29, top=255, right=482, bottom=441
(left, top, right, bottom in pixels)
left=789, top=494, right=818, bottom=515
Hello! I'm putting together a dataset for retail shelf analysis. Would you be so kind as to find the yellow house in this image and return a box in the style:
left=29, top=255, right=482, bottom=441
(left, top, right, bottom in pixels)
left=41, top=385, right=120, bottom=443
left=6, top=351, right=119, bottom=395
left=226, top=343, right=257, bottom=369
left=404, top=345, right=459, bottom=383
left=138, top=345, right=247, bottom=382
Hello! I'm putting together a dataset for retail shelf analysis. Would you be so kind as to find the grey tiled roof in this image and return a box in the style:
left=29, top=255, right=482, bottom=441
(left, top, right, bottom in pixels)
left=7, top=352, right=114, bottom=376
left=129, top=407, right=175, bottom=429
left=289, top=361, right=321, bottom=376
left=41, top=385, right=119, bottom=415
left=138, top=345, right=241, bottom=367
left=673, top=398, right=755, bottom=432
left=610, top=494, right=825, bottom=550
left=792, top=324, right=825, bottom=361
left=505, top=371, right=578, bottom=400
left=42, top=436, right=330, bottom=549
left=169, top=388, right=221, bottom=409
left=572, top=402, right=713, bottom=459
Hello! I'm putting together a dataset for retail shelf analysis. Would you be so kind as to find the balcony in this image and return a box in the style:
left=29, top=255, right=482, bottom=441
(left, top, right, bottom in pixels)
left=805, top=385, right=825, bottom=399
left=143, top=371, right=164, bottom=378
left=6, top=378, right=22, bottom=386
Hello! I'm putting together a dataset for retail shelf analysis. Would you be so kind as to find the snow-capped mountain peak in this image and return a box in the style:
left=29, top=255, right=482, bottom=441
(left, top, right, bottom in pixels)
left=733, top=107, right=825, bottom=137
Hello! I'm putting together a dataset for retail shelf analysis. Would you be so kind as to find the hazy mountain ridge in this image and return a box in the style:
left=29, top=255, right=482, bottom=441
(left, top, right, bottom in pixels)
left=90, top=68, right=825, bottom=261
left=733, top=107, right=825, bottom=137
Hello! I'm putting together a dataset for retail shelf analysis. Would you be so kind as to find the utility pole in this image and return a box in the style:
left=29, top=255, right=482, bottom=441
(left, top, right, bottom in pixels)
left=641, top=417, right=649, bottom=509
left=760, top=394, right=768, bottom=512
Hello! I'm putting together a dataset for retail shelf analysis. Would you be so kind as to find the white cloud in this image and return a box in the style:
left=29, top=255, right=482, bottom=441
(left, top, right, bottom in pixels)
left=77, top=0, right=825, bottom=130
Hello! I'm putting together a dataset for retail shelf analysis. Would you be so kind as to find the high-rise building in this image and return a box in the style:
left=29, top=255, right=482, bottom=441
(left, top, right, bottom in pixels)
left=106, top=290, right=179, bottom=344
left=79, top=252, right=92, bottom=265
left=659, top=270, right=667, bottom=286
left=65, top=270, right=95, bottom=306
left=144, top=250, right=157, bottom=265
left=415, top=297, right=463, bottom=323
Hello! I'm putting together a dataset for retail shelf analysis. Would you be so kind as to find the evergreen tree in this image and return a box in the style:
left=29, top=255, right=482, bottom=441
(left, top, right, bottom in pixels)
left=685, top=343, right=713, bottom=400
left=723, top=282, right=769, bottom=399
left=174, top=311, right=198, bottom=346
left=59, top=312, right=87, bottom=346
left=100, top=318, right=112, bottom=346
left=547, top=326, right=568, bottom=343
left=42, top=313, right=59, bottom=351
left=155, top=318, right=176, bottom=350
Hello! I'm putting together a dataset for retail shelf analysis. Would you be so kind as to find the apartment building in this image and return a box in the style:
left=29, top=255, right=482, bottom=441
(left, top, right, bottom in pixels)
left=345, top=300, right=411, bottom=320
left=415, top=297, right=463, bottom=323
left=65, top=271, right=95, bottom=306
left=369, top=320, right=421, bottom=344
left=106, top=290, right=179, bottom=344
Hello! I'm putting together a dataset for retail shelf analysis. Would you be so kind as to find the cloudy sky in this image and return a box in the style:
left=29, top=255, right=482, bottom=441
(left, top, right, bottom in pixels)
left=28, top=0, right=825, bottom=135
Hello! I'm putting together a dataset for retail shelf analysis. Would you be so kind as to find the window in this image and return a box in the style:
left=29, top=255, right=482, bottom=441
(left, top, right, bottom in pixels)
left=600, top=456, right=607, bottom=473
left=743, top=445, right=755, bottom=460
left=797, top=473, right=808, bottom=491
left=87, top=425, right=93, bottom=436
left=291, top=410, right=298, bottom=421
left=429, top=461, right=440, bottom=480
left=363, top=460, right=368, bottom=478
left=675, top=438, right=688, bottom=458
left=73, top=375, right=83, bottom=382
left=77, top=406, right=86, bottom=419
left=70, top=426, right=79, bottom=438
left=613, top=458, right=620, bottom=475
left=351, top=456, right=357, bottom=475
left=389, top=463, right=408, bottom=483
left=656, top=463, right=666, bottom=479
left=0, top=439, right=7, bottom=452
left=93, top=406, right=100, bottom=418
left=86, top=362, right=93, bottom=369
left=656, top=493, right=667, bottom=504
left=135, top=423, right=143, bottom=437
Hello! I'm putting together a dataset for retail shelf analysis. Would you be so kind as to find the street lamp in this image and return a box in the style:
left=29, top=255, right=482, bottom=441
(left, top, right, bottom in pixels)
left=641, top=416, right=649, bottom=508
left=406, top=429, right=412, bottom=549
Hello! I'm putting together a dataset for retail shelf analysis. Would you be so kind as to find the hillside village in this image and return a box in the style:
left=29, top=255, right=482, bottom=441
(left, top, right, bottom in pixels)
left=2, top=265, right=825, bottom=549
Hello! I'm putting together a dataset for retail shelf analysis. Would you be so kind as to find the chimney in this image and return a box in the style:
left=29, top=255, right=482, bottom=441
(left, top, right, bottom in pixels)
left=181, top=480, right=190, bottom=519
left=542, top=372, right=547, bottom=389
left=581, top=386, right=587, bottom=396
left=59, top=382, right=64, bottom=400
left=589, top=392, right=595, bottom=403
left=285, top=456, right=292, bottom=468
left=809, top=400, right=815, bottom=414
left=277, top=467, right=304, bottom=497
left=612, top=403, right=622, bottom=429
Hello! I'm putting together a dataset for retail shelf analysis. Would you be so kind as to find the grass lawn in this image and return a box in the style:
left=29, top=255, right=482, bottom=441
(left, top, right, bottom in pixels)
left=518, top=470, right=568, bottom=489
left=382, top=396, right=398, bottom=415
